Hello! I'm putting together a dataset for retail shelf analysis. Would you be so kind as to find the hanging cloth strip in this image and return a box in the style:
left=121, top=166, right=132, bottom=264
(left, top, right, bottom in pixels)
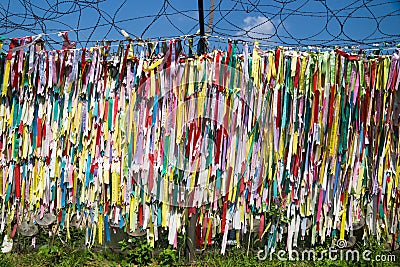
left=0, top=39, right=398, bottom=252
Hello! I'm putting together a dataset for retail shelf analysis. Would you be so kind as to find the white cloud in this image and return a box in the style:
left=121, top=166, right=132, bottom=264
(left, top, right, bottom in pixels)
left=237, top=16, right=275, bottom=39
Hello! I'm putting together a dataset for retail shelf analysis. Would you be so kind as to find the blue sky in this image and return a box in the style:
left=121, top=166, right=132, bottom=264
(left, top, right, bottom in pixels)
left=1, top=0, right=399, bottom=48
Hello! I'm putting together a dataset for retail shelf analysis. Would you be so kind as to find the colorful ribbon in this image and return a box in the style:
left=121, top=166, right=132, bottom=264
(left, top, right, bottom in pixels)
left=0, top=38, right=399, bottom=252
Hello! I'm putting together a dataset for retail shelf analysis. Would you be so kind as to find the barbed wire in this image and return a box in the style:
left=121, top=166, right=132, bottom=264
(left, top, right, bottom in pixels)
left=0, top=0, right=399, bottom=49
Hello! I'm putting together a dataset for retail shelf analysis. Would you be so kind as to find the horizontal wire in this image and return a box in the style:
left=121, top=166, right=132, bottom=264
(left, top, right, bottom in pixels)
left=0, top=0, right=399, bottom=51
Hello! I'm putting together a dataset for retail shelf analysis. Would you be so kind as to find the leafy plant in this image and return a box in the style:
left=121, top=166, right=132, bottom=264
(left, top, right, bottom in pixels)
left=158, top=247, right=178, bottom=266
left=119, top=237, right=154, bottom=266
left=38, top=244, right=61, bottom=257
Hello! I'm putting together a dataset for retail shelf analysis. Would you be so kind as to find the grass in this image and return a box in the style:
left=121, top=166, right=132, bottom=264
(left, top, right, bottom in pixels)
left=1, top=228, right=398, bottom=267
left=0, top=247, right=398, bottom=267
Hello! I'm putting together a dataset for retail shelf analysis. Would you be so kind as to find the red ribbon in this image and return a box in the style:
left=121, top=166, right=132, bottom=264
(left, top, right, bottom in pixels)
left=14, top=164, right=21, bottom=199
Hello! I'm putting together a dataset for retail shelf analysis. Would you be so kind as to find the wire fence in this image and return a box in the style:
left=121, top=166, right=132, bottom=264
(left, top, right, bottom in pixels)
left=0, top=0, right=399, bottom=49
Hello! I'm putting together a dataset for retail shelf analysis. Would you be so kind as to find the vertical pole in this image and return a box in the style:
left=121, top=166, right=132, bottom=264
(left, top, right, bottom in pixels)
left=197, top=0, right=206, bottom=54
left=185, top=1, right=205, bottom=262
left=186, top=211, right=198, bottom=262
